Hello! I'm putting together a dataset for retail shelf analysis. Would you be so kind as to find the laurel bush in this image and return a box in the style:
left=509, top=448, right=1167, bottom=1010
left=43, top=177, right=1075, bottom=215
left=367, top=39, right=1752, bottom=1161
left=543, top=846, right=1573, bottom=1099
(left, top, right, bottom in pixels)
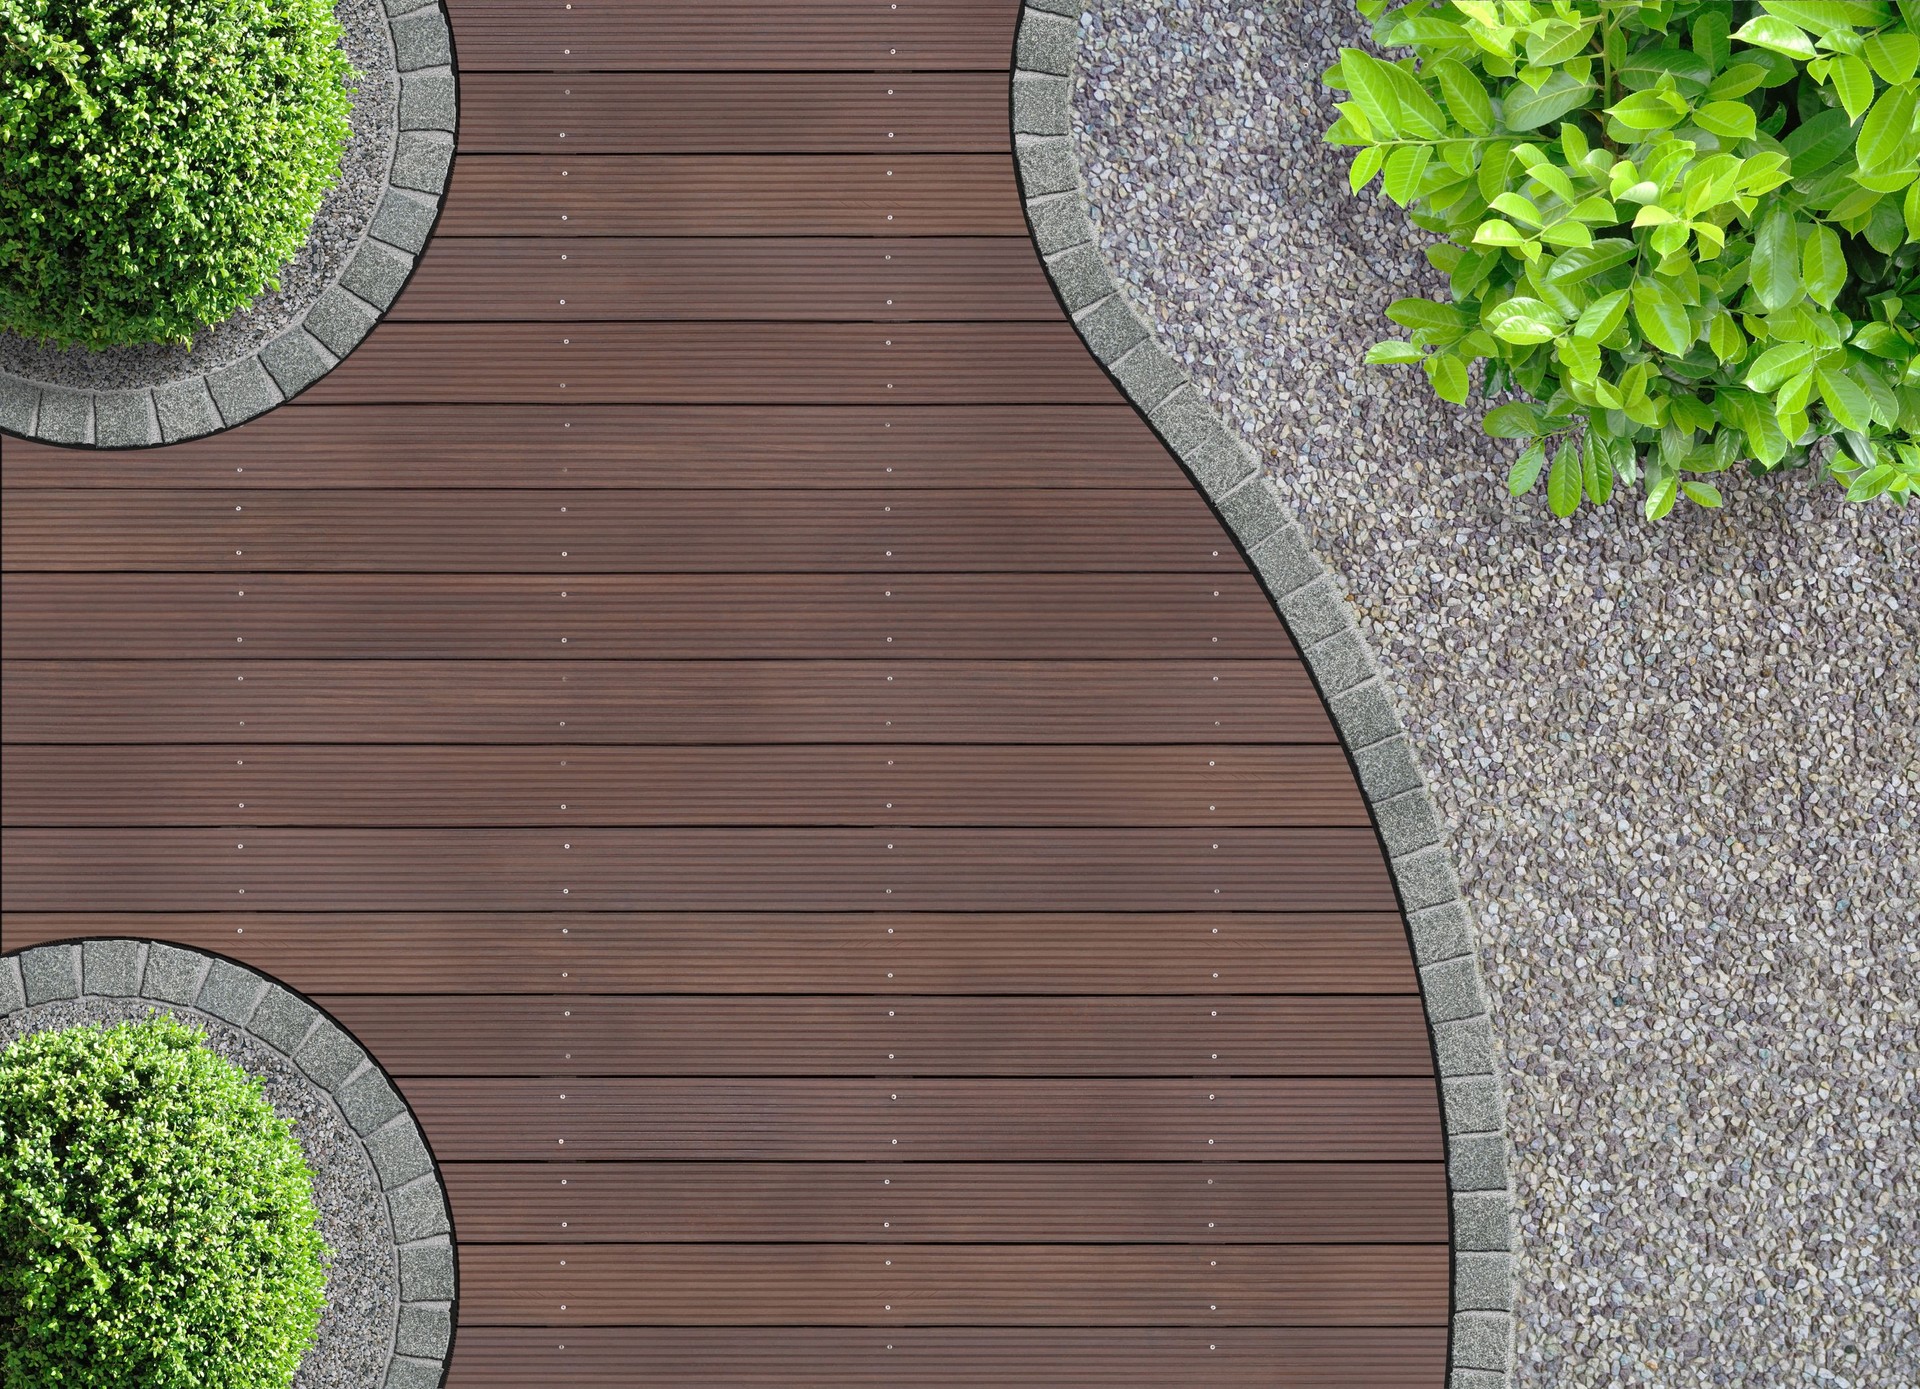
left=0, top=1015, right=329, bottom=1389
left=1327, top=0, right=1919, bottom=517
left=0, top=0, right=355, bottom=348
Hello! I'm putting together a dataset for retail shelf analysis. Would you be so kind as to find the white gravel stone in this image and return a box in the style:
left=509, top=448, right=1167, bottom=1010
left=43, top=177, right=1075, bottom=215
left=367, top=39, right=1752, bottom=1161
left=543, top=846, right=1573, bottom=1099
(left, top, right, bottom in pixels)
left=1072, top=2, right=1920, bottom=1383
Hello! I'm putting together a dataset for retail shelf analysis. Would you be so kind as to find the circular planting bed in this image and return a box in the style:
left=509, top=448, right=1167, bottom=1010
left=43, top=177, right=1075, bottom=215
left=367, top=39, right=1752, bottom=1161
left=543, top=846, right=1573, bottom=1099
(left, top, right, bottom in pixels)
left=0, top=0, right=457, bottom=448
left=1, top=941, right=455, bottom=1388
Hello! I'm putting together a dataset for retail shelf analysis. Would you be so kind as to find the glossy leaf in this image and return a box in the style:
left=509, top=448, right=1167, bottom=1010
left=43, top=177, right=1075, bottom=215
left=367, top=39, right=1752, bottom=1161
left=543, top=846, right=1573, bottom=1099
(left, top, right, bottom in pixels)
left=1751, top=206, right=1802, bottom=310
left=1801, top=223, right=1847, bottom=307
left=1632, top=280, right=1695, bottom=354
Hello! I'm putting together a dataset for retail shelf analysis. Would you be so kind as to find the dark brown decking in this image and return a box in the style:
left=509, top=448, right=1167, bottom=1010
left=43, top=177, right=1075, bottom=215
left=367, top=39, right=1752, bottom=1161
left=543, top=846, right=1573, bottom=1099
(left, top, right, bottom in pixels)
left=0, top=1, right=1448, bottom=1383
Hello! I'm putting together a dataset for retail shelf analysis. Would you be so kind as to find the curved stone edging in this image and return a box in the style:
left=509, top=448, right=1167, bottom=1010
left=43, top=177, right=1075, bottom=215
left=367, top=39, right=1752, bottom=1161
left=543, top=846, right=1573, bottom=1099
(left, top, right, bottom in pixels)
left=1, top=939, right=456, bottom=1389
left=0, top=0, right=457, bottom=450
left=1011, top=6, right=1517, bottom=1384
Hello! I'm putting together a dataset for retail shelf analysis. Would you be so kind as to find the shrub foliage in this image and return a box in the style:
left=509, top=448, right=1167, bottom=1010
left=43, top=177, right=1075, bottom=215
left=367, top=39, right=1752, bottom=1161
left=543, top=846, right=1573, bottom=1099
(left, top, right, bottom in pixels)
left=1, top=0, right=354, bottom=348
left=1327, top=0, right=1920, bottom=517
left=0, top=1015, right=329, bottom=1389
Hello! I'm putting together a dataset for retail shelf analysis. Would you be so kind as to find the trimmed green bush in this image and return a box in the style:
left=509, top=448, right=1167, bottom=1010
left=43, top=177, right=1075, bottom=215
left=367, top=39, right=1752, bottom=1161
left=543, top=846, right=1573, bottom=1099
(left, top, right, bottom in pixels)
left=1, top=0, right=355, bottom=349
left=0, top=1015, right=329, bottom=1389
left=1327, top=1, right=1919, bottom=517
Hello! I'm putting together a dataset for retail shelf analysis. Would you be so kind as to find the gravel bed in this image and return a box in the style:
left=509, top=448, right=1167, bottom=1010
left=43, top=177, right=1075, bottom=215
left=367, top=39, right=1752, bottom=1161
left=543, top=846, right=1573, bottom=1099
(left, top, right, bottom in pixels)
left=1071, top=2, right=1919, bottom=1382
left=0, top=0, right=395, bottom=391
left=2, top=995, right=399, bottom=1389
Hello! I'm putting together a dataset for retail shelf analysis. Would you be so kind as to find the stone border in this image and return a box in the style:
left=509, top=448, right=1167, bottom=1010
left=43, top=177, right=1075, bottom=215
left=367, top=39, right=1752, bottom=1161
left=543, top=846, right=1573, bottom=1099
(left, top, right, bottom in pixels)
left=1012, top=6, right=1517, bottom=1385
left=0, top=0, right=457, bottom=450
left=1, top=940, right=456, bottom=1389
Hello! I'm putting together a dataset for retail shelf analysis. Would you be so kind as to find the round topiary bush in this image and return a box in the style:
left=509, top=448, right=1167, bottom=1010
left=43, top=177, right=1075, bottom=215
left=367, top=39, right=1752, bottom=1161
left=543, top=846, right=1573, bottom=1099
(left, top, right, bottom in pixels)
left=0, top=1015, right=330, bottom=1389
left=0, top=0, right=356, bottom=349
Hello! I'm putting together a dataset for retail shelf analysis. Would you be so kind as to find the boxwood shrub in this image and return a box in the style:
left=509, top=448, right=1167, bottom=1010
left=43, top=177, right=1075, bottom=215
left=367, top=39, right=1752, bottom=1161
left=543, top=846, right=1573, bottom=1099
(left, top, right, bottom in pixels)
left=1328, top=1, right=1919, bottom=517
left=0, top=1015, right=329, bottom=1389
left=0, top=0, right=355, bottom=349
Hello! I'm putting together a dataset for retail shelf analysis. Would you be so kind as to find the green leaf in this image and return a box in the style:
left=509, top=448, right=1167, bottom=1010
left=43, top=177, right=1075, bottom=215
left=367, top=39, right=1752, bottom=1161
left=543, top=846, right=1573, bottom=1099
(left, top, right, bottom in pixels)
left=1865, top=31, right=1920, bottom=84
left=1424, top=352, right=1471, bottom=404
left=1858, top=82, right=1920, bottom=172
left=1692, top=99, right=1760, bottom=139
left=1751, top=206, right=1802, bottom=311
left=1473, top=218, right=1531, bottom=248
left=1906, top=177, right=1920, bottom=240
left=1431, top=57, right=1496, bottom=134
left=1547, top=439, right=1583, bottom=515
left=1504, top=71, right=1595, bottom=130
left=1483, top=401, right=1544, bottom=438
left=1620, top=46, right=1715, bottom=95
left=1733, top=15, right=1818, bottom=60
left=1645, top=470, right=1681, bottom=519
left=1337, top=48, right=1402, bottom=135
left=1582, top=432, right=1617, bottom=504
left=1547, top=239, right=1639, bottom=282
left=1815, top=364, right=1873, bottom=429
left=1381, top=145, right=1433, bottom=205
left=1746, top=341, right=1815, bottom=390
left=1485, top=296, right=1564, bottom=344
left=1693, top=9, right=1732, bottom=72
left=1783, top=108, right=1857, bottom=176
left=1507, top=439, right=1548, bottom=495
left=1348, top=146, right=1387, bottom=192
left=1800, top=223, right=1847, bottom=308
left=1709, top=312, right=1748, bottom=363
left=1365, top=340, right=1425, bottom=364
left=1558, top=335, right=1602, bottom=381
left=1386, top=298, right=1467, bottom=332
left=1632, top=280, right=1695, bottom=354
left=1680, top=479, right=1725, bottom=507
left=1573, top=287, right=1631, bottom=340
left=1829, top=54, right=1878, bottom=122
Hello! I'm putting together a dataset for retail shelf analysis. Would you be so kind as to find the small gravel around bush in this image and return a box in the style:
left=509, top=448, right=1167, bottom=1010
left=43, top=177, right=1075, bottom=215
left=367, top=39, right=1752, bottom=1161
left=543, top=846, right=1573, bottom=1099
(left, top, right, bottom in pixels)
left=1073, top=2, right=1919, bottom=1382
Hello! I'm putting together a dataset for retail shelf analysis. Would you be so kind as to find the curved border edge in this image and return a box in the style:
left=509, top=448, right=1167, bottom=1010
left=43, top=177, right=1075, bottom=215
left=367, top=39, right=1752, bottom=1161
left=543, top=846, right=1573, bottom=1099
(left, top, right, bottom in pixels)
left=1011, top=6, right=1517, bottom=1385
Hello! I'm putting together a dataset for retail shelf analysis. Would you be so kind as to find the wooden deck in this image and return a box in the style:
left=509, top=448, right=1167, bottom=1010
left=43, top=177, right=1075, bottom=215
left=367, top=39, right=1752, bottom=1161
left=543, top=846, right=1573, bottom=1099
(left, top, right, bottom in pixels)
left=0, top=1, right=1448, bottom=1383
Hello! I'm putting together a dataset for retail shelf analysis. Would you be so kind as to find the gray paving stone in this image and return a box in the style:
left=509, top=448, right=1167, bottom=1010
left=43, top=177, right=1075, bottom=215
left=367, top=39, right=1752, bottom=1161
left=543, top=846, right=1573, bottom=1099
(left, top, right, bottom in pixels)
left=400, top=68, right=457, bottom=132
left=1444, top=1074, right=1503, bottom=1134
left=1448, top=1130, right=1511, bottom=1192
left=396, top=1303, right=452, bottom=1358
left=1421, top=954, right=1487, bottom=1025
left=1024, top=191, right=1093, bottom=255
left=384, top=0, right=438, bottom=15
left=369, top=1121, right=433, bottom=1189
left=391, top=6, right=451, bottom=69
left=1409, top=901, right=1475, bottom=966
left=1328, top=681, right=1399, bottom=751
left=372, top=188, right=441, bottom=255
left=1454, top=1191, right=1513, bottom=1252
left=1183, top=434, right=1257, bottom=492
left=153, top=378, right=221, bottom=442
left=1025, top=0, right=1079, bottom=13
left=1434, top=1013, right=1496, bottom=1077
left=1303, top=627, right=1373, bottom=696
left=141, top=943, right=208, bottom=1004
left=0, top=956, right=24, bottom=1014
left=95, top=389, right=159, bottom=447
left=1373, top=785, right=1443, bottom=858
left=0, top=375, right=38, bottom=435
left=1246, top=524, right=1322, bottom=599
left=1453, top=1310, right=1515, bottom=1370
left=398, top=1241, right=456, bottom=1301
left=1394, top=844, right=1462, bottom=913
left=260, top=330, right=335, bottom=397
left=391, top=131, right=455, bottom=195
left=1215, top=476, right=1283, bottom=546
left=35, top=387, right=92, bottom=444
left=1016, top=10, right=1076, bottom=75
left=196, top=958, right=266, bottom=1026
left=1074, top=294, right=1148, bottom=364
left=1012, top=72, right=1070, bottom=135
left=304, top=285, right=380, bottom=358
left=296, top=1019, right=366, bottom=1091
left=1109, top=342, right=1185, bottom=409
left=1144, top=386, right=1216, bottom=455
left=340, top=239, right=415, bottom=312
left=1455, top=1251, right=1514, bottom=1310
left=249, top=987, right=319, bottom=1055
left=1015, top=135, right=1078, bottom=197
left=385, top=1355, right=443, bottom=1389
left=22, top=945, right=80, bottom=1005
left=1354, top=735, right=1421, bottom=802
left=339, top=1066, right=406, bottom=1136
left=1452, top=1369, right=1508, bottom=1389
left=1046, top=243, right=1112, bottom=314
left=389, top=1178, right=452, bottom=1243
left=207, top=356, right=282, bottom=426
left=1274, top=576, right=1349, bottom=647
left=81, top=938, right=142, bottom=996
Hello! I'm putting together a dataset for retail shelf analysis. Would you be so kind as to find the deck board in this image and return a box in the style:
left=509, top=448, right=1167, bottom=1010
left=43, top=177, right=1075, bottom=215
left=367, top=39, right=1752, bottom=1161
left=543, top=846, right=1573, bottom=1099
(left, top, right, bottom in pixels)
left=0, top=0, right=1447, bottom=1379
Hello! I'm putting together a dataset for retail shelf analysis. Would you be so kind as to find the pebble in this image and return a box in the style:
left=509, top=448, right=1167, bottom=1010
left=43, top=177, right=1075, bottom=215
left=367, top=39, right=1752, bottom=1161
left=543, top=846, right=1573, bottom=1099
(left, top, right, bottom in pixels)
left=1074, top=2, right=1920, bottom=1381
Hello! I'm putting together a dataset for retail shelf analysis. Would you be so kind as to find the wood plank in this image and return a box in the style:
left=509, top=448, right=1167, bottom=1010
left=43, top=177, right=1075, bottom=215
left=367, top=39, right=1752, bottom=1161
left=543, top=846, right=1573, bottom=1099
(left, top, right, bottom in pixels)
left=319, top=995, right=1434, bottom=1077
left=301, top=323, right=1120, bottom=405
left=445, top=0, right=1019, bottom=72
left=0, top=828, right=1396, bottom=913
left=443, top=1327, right=1447, bottom=1388
left=442, top=1160, right=1448, bottom=1244
left=0, top=914, right=1420, bottom=994
left=390, top=238, right=1056, bottom=321
left=2, top=491, right=1245, bottom=573
left=0, top=575, right=1291, bottom=660
left=0, top=406, right=1178, bottom=489
left=2, top=660, right=1329, bottom=743
left=456, top=73, right=1009, bottom=154
left=405, top=1077, right=1445, bottom=1160
left=1, top=744, right=1354, bottom=827
left=438, top=156, right=1027, bottom=237
left=452, top=1243, right=1448, bottom=1326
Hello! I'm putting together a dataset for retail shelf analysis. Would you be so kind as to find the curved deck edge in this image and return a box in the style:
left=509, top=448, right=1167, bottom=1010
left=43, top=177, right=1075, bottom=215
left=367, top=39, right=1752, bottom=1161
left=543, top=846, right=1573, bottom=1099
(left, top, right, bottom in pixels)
left=1010, top=7, right=1517, bottom=1386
